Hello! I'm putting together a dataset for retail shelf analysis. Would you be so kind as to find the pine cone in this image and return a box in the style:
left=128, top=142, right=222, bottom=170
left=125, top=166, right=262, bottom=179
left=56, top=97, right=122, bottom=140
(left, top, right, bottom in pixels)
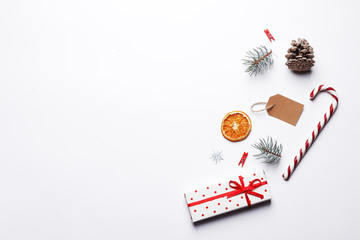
left=285, top=38, right=315, bottom=71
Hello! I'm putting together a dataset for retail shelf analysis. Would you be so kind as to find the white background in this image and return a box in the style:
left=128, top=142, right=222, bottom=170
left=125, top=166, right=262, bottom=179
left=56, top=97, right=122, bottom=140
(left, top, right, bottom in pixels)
left=0, top=0, right=359, bottom=239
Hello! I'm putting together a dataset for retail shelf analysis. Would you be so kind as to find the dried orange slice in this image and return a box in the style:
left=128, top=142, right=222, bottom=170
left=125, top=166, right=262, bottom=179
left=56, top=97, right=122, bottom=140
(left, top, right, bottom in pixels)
left=221, top=111, right=252, bottom=142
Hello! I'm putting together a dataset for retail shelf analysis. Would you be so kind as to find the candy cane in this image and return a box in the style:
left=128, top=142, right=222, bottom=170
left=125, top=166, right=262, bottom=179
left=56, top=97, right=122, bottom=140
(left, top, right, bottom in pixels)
left=282, top=85, right=338, bottom=180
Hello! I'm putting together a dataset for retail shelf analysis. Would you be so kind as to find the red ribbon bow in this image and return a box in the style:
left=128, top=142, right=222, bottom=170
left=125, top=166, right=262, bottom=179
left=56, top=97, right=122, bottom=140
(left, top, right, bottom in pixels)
left=187, top=175, right=267, bottom=207
left=228, top=176, right=265, bottom=206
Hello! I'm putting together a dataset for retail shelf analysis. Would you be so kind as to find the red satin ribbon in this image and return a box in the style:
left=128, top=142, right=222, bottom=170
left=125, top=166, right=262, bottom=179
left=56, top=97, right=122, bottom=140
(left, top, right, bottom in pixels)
left=187, top=176, right=267, bottom=207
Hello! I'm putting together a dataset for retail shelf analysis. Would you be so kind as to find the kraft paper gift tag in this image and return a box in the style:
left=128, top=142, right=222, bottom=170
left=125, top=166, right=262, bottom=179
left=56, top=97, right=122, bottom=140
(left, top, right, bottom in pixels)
left=252, top=94, right=304, bottom=126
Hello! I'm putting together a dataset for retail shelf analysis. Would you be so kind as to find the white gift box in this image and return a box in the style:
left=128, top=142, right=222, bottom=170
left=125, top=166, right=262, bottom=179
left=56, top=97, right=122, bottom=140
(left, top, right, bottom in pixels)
left=184, top=170, right=271, bottom=222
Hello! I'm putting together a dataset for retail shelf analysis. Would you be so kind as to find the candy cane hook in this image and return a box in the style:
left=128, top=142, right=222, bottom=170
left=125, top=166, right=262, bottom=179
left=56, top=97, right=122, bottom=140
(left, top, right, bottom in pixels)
left=282, top=85, right=338, bottom=180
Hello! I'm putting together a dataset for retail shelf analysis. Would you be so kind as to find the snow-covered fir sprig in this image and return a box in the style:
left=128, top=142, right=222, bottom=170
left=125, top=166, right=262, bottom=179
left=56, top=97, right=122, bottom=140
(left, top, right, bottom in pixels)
left=252, top=136, right=282, bottom=164
left=242, top=46, right=274, bottom=76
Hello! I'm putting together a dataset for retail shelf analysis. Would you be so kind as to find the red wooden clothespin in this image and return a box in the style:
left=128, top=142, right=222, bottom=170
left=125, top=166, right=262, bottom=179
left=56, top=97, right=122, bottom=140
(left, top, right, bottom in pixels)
left=264, top=29, right=275, bottom=42
left=238, top=152, right=248, bottom=167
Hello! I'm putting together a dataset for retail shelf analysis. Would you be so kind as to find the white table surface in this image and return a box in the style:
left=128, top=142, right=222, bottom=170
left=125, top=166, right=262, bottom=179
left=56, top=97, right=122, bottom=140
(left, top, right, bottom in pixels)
left=1, top=1, right=360, bottom=239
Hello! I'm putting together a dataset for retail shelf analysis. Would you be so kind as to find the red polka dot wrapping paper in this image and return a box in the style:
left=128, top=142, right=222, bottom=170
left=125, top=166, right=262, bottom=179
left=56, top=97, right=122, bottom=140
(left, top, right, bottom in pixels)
left=184, top=170, right=271, bottom=222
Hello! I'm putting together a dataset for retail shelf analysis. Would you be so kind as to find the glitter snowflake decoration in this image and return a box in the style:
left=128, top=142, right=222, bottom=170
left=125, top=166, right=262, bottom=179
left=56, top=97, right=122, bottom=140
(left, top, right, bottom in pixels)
left=210, top=150, right=224, bottom=164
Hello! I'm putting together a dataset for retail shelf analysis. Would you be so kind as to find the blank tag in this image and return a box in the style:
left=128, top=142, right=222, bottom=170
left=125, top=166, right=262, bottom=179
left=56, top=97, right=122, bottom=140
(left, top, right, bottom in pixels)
left=266, top=94, right=304, bottom=126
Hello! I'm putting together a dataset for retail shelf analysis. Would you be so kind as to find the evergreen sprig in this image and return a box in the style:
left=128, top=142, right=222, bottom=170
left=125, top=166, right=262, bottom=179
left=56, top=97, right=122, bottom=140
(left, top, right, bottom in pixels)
left=242, top=46, right=274, bottom=76
left=252, top=136, right=283, bottom=164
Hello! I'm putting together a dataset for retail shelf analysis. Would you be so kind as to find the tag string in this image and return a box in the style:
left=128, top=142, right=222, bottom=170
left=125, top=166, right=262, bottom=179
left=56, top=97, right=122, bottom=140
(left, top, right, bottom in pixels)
left=251, top=102, right=275, bottom=112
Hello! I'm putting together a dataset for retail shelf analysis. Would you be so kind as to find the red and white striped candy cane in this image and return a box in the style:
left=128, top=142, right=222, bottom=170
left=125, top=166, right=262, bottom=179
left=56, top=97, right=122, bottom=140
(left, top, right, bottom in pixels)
left=282, top=85, right=338, bottom=180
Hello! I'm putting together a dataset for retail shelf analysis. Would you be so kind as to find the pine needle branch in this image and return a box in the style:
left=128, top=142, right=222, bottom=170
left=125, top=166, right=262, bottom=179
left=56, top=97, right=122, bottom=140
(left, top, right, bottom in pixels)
left=242, top=46, right=274, bottom=76
left=252, top=136, right=283, bottom=164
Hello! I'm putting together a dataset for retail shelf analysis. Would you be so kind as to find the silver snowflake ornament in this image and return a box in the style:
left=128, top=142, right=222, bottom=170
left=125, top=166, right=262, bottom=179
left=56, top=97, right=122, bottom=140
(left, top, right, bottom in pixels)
left=210, top=150, right=224, bottom=164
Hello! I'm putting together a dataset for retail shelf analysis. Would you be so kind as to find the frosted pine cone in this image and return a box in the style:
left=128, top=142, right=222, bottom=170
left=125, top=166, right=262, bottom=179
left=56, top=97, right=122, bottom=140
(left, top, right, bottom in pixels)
left=285, top=38, right=315, bottom=71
